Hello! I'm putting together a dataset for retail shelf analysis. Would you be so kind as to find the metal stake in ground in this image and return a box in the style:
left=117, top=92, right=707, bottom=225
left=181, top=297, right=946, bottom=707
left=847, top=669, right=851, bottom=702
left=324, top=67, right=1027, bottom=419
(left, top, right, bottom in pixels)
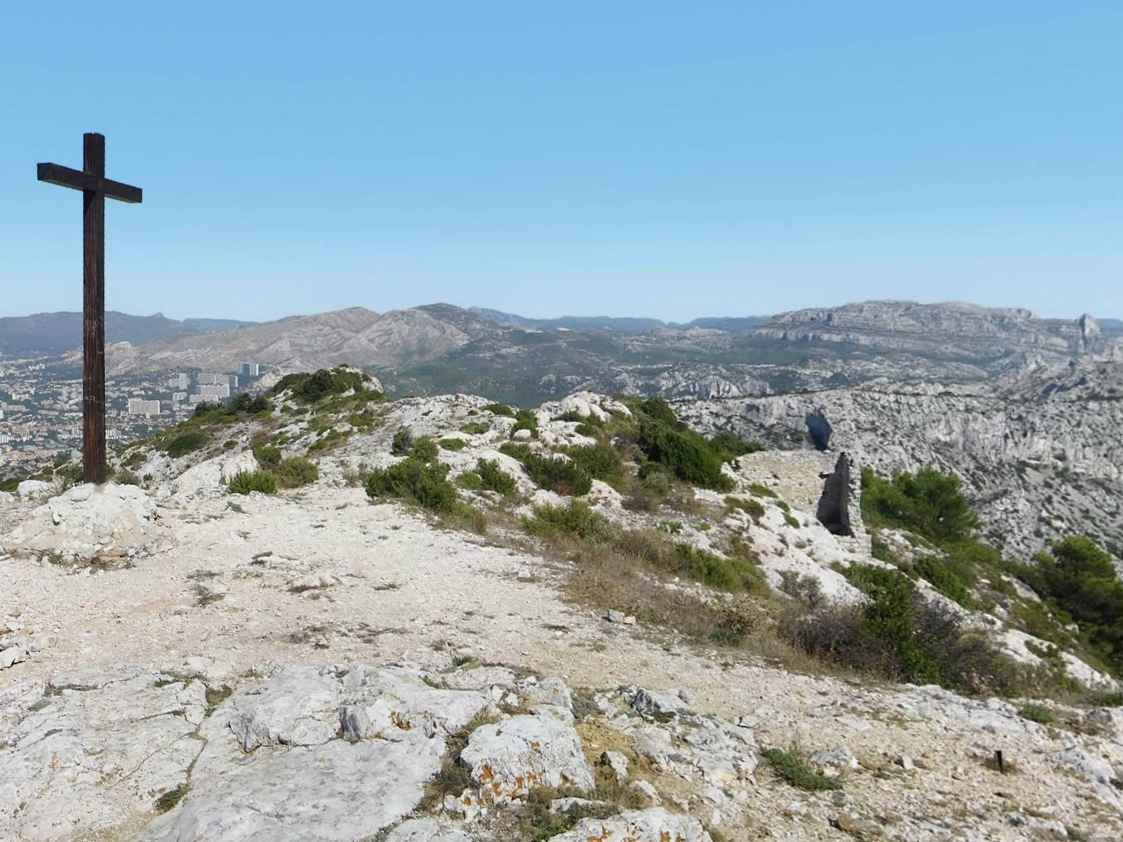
left=38, top=134, right=143, bottom=485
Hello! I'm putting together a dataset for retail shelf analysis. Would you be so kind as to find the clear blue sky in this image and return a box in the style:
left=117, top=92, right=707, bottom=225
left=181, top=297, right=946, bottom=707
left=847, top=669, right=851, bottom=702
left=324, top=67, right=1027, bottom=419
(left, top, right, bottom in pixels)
left=2, top=1, right=1121, bottom=322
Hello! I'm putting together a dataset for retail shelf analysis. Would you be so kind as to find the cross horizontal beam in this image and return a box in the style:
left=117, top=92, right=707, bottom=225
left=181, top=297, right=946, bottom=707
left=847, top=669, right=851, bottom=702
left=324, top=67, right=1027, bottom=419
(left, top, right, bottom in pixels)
left=37, top=163, right=143, bottom=204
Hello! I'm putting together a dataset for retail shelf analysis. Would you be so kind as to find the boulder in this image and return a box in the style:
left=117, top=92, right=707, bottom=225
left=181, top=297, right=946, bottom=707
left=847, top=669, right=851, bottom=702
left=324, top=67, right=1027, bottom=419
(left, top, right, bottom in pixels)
left=460, top=706, right=596, bottom=803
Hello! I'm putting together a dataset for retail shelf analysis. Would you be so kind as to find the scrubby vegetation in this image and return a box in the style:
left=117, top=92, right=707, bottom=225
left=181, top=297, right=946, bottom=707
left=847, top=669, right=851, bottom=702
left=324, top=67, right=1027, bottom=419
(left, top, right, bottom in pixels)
left=476, top=458, right=516, bottom=495
left=627, top=398, right=734, bottom=491
left=761, top=748, right=842, bottom=792
left=512, top=408, right=539, bottom=438
left=500, top=446, right=593, bottom=496
left=861, top=467, right=978, bottom=543
left=228, top=470, right=278, bottom=495
left=271, top=367, right=384, bottom=405
left=166, top=431, right=210, bottom=458
left=252, top=445, right=319, bottom=489
left=366, top=455, right=457, bottom=512
left=1007, top=537, right=1123, bottom=675
left=484, top=403, right=516, bottom=417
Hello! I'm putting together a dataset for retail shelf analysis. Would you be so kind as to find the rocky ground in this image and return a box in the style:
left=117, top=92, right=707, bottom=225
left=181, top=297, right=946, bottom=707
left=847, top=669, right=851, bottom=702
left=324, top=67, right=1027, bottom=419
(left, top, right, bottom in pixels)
left=3, top=386, right=1123, bottom=842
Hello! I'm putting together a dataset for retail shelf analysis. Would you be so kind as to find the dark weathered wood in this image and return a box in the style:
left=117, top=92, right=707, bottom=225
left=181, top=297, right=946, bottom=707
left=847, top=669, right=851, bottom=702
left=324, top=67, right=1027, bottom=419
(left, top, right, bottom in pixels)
left=38, top=133, right=143, bottom=485
left=83, top=133, right=107, bottom=485
left=37, top=163, right=143, bottom=203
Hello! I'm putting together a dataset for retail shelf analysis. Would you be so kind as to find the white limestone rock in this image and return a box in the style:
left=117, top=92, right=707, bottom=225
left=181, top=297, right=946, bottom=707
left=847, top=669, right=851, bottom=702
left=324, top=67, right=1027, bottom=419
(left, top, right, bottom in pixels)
left=543, top=808, right=712, bottom=842
left=2, top=482, right=166, bottom=560
left=460, top=706, right=596, bottom=803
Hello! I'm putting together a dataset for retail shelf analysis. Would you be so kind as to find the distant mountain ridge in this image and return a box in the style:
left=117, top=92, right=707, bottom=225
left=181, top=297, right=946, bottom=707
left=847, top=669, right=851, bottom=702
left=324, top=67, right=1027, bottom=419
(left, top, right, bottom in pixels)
left=468, top=307, right=766, bottom=333
left=0, top=311, right=255, bottom=357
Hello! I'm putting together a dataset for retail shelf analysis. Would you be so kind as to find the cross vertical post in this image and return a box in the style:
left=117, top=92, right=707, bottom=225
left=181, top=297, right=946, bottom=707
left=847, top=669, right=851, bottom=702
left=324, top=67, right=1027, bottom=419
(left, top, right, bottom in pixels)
left=38, top=133, right=143, bottom=485
left=83, top=133, right=108, bottom=485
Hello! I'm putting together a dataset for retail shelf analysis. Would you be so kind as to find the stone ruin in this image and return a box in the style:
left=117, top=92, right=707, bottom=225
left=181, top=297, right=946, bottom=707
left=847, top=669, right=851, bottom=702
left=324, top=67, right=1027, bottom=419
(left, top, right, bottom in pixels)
left=816, top=451, right=863, bottom=540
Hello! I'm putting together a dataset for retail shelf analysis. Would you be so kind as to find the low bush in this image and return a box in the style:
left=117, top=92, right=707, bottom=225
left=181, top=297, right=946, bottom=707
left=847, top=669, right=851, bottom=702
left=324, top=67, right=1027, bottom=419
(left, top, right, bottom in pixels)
left=275, top=457, right=319, bottom=489
left=517, top=452, right=592, bottom=496
left=391, top=428, right=414, bottom=456
left=861, top=467, right=979, bottom=543
left=412, top=436, right=439, bottom=462
left=1019, top=703, right=1054, bottom=724
left=914, top=554, right=975, bottom=608
left=477, top=458, right=517, bottom=495
left=166, top=431, right=209, bottom=458
left=271, top=367, right=380, bottom=404
left=564, top=443, right=624, bottom=487
left=439, top=438, right=468, bottom=451
left=484, top=403, right=516, bottom=417
left=636, top=417, right=732, bottom=491
left=513, top=408, right=539, bottom=438
left=747, top=482, right=777, bottom=498
left=455, top=471, right=484, bottom=490
left=253, top=444, right=282, bottom=468
left=228, top=470, right=278, bottom=495
left=522, top=500, right=611, bottom=541
left=726, top=496, right=765, bottom=521
left=786, top=563, right=1023, bottom=694
left=365, top=456, right=457, bottom=512
left=114, top=470, right=141, bottom=487
left=708, top=431, right=765, bottom=461
left=761, top=748, right=842, bottom=792
left=672, top=544, right=768, bottom=594
left=460, top=421, right=491, bottom=435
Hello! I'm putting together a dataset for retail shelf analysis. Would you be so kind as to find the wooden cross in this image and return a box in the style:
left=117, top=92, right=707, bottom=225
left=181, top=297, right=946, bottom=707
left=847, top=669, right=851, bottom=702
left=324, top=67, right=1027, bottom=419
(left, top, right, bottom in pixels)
left=38, top=133, right=143, bottom=485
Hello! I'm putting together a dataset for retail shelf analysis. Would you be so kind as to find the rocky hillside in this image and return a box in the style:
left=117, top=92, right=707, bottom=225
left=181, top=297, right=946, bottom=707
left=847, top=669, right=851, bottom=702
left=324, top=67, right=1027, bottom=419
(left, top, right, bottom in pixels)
left=753, top=301, right=1118, bottom=367
left=0, top=311, right=253, bottom=358
left=680, top=358, right=1123, bottom=562
left=3, top=376, right=1123, bottom=841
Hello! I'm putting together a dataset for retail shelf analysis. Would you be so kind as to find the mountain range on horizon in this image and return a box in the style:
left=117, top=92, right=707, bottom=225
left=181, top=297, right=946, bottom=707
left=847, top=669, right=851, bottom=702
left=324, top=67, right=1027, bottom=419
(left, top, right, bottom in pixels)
left=2, top=301, right=1119, bottom=360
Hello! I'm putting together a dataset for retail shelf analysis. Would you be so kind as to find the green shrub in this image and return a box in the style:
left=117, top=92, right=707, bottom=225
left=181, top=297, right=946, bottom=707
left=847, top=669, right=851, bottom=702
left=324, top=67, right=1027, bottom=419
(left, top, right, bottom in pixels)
left=635, top=397, right=678, bottom=426
left=271, top=367, right=379, bottom=403
left=725, top=496, right=765, bottom=520
left=253, top=444, right=282, bottom=468
left=460, top=421, right=491, bottom=435
left=673, top=544, right=768, bottom=594
left=1019, top=704, right=1054, bottom=724
left=229, top=470, right=278, bottom=495
left=521, top=453, right=592, bottom=496
left=513, top=408, right=539, bottom=438
left=499, top=442, right=533, bottom=461
left=412, top=436, right=439, bottom=462
left=456, top=471, right=484, bottom=490
left=914, top=555, right=975, bottom=608
left=564, top=443, right=623, bottom=486
left=275, top=457, right=319, bottom=489
left=1034, top=536, right=1123, bottom=675
left=114, top=469, right=141, bottom=487
left=166, top=431, right=209, bottom=458
left=640, top=469, right=672, bottom=497
left=477, top=458, right=517, bottom=495
left=522, top=500, right=611, bottom=541
left=636, top=418, right=732, bottom=491
left=747, top=482, right=777, bottom=498
left=708, top=431, right=765, bottom=461
left=762, top=748, right=842, bottom=791
left=439, top=438, right=469, bottom=451
left=391, top=428, right=414, bottom=456
left=484, top=403, right=516, bottom=417
left=861, top=467, right=979, bottom=543
left=365, top=456, right=457, bottom=512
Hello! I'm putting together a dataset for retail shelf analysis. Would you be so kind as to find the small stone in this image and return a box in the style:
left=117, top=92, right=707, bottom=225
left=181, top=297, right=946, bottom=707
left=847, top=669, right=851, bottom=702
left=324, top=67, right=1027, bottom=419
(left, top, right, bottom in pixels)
left=895, top=754, right=915, bottom=772
left=1, top=646, right=27, bottom=669
left=622, top=615, right=637, bottom=625
left=605, top=610, right=625, bottom=623
left=312, top=634, right=330, bottom=649
left=735, top=715, right=758, bottom=729
left=28, top=634, right=58, bottom=653
left=513, top=429, right=533, bottom=441
left=600, top=750, right=629, bottom=783
left=631, top=780, right=660, bottom=804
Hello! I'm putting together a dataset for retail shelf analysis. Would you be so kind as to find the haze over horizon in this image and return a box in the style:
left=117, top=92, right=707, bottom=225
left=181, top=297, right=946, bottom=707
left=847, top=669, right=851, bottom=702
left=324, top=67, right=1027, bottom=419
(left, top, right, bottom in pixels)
left=3, top=2, right=1122, bottom=322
